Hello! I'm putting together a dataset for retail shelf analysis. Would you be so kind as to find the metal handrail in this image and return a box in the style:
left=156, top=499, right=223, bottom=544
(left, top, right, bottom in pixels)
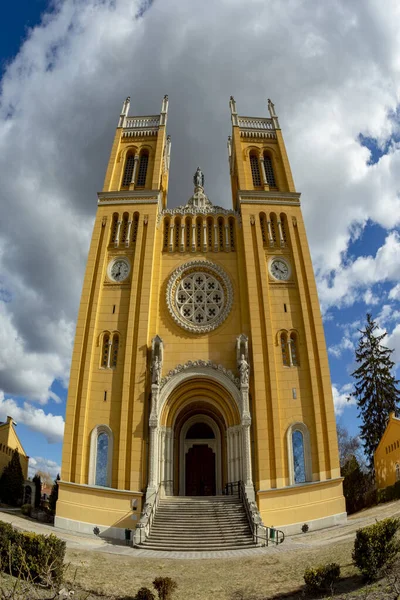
left=224, top=481, right=285, bottom=546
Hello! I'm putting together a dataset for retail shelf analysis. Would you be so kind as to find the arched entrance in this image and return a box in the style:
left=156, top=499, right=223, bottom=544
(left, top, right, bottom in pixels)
left=147, top=363, right=248, bottom=499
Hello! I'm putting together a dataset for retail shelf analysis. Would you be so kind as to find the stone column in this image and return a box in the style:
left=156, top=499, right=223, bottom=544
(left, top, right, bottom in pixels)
left=225, top=223, right=230, bottom=251
left=180, top=222, right=185, bottom=252
left=114, top=220, right=122, bottom=248
left=267, top=220, right=274, bottom=247
left=277, top=220, right=285, bottom=247
left=169, top=222, right=175, bottom=252
left=131, top=155, right=140, bottom=186
left=191, top=222, right=196, bottom=252
left=260, top=157, right=268, bottom=185
left=214, top=223, right=219, bottom=252
left=125, top=220, right=132, bottom=247
left=203, top=220, right=208, bottom=252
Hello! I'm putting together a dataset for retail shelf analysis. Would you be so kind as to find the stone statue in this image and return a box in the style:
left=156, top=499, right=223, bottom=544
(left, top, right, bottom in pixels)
left=239, top=354, right=249, bottom=385
left=152, top=356, right=161, bottom=385
left=193, top=167, right=204, bottom=188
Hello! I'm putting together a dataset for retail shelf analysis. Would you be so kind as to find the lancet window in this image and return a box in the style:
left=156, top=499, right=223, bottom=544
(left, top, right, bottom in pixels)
left=287, top=423, right=312, bottom=486
left=110, top=214, right=119, bottom=245
left=89, top=425, right=113, bottom=487
left=136, top=152, right=149, bottom=187
left=122, top=154, right=135, bottom=186
left=250, top=153, right=261, bottom=187
left=263, top=153, right=276, bottom=187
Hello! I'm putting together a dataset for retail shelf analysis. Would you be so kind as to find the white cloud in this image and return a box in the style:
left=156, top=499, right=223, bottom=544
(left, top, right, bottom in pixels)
left=0, top=0, right=400, bottom=410
left=318, top=232, right=400, bottom=311
left=329, top=335, right=354, bottom=359
left=389, top=283, right=400, bottom=301
left=332, top=383, right=356, bottom=416
left=28, top=456, right=61, bottom=480
left=0, top=392, right=64, bottom=444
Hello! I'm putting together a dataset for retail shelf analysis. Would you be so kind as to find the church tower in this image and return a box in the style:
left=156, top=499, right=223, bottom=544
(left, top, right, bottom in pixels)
left=56, top=96, right=345, bottom=541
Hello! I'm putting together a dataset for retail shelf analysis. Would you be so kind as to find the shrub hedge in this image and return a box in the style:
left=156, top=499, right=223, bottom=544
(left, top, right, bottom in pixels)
left=0, top=520, right=65, bottom=584
left=304, top=563, right=341, bottom=592
left=353, top=517, right=400, bottom=581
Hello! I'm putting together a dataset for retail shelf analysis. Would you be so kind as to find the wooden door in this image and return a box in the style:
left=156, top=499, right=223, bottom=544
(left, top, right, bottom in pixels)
left=185, top=444, right=216, bottom=496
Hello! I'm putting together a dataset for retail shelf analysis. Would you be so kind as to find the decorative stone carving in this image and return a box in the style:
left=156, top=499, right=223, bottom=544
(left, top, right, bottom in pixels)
left=236, top=334, right=249, bottom=367
left=166, top=260, right=233, bottom=334
left=193, top=167, right=204, bottom=188
left=239, top=354, right=250, bottom=385
left=160, top=359, right=240, bottom=389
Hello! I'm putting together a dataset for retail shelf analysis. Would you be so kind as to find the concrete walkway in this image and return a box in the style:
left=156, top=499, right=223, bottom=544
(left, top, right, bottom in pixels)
left=1, top=500, right=400, bottom=560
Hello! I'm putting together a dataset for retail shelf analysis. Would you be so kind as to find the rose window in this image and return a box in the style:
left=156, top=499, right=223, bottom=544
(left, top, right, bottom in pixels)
left=167, top=261, right=233, bottom=333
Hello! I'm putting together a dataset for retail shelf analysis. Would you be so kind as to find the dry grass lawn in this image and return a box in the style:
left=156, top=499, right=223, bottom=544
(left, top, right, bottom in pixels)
left=65, top=539, right=357, bottom=599
left=3, top=501, right=400, bottom=599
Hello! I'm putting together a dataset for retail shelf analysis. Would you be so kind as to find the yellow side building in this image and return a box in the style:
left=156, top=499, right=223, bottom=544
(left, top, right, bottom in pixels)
left=56, top=96, right=346, bottom=540
left=0, top=416, right=29, bottom=480
left=375, top=413, right=400, bottom=489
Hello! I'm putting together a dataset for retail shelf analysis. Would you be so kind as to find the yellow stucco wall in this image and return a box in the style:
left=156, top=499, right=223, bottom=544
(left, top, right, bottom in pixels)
left=57, top=103, right=345, bottom=534
left=0, top=418, right=29, bottom=480
left=375, top=413, right=400, bottom=489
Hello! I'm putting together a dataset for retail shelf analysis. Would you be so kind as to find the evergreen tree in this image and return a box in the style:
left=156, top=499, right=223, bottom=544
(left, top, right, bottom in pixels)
left=48, top=473, right=60, bottom=513
left=0, top=449, right=24, bottom=506
left=349, top=313, right=400, bottom=468
left=32, top=473, right=42, bottom=508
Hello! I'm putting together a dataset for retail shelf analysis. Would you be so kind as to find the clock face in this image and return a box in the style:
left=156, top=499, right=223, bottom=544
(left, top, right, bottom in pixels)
left=270, top=258, right=290, bottom=281
left=109, top=259, right=130, bottom=282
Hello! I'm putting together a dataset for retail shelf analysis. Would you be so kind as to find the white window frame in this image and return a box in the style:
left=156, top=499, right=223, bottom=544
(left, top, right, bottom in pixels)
left=287, top=422, right=312, bottom=486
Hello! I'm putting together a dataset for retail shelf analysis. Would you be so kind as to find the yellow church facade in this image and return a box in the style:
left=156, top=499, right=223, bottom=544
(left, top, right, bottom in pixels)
left=56, top=96, right=346, bottom=540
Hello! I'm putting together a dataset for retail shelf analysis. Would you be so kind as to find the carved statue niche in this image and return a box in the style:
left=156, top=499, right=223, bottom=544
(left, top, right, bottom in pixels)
left=150, top=335, right=164, bottom=386
left=236, top=334, right=249, bottom=366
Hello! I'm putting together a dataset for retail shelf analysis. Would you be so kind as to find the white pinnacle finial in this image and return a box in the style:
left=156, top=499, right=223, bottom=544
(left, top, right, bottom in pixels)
left=118, top=96, right=131, bottom=127
left=268, top=98, right=280, bottom=129
left=229, top=96, right=238, bottom=126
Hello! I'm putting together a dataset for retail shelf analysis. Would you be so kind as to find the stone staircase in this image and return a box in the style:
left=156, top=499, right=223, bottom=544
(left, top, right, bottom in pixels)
left=138, top=495, right=256, bottom=551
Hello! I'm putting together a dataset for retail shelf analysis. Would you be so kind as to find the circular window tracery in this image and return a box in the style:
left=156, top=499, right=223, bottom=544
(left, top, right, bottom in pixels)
left=166, top=260, right=233, bottom=333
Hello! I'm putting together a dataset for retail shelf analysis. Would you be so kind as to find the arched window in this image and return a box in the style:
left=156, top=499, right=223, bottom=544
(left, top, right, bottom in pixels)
left=281, top=333, right=289, bottom=366
left=89, top=425, right=113, bottom=487
left=186, top=218, right=191, bottom=250
left=131, top=213, right=139, bottom=243
left=111, top=334, right=119, bottom=368
left=196, top=218, right=202, bottom=251
left=260, top=213, right=267, bottom=245
left=174, top=218, right=181, bottom=251
left=229, top=218, right=235, bottom=251
left=292, top=430, right=306, bottom=483
left=287, top=423, right=312, bottom=485
left=207, top=218, right=213, bottom=250
left=270, top=213, right=278, bottom=246
left=122, top=154, right=135, bottom=186
left=250, top=153, right=261, bottom=187
left=163, top=218, right=169, bottom=251
left=110, top=213, right=119, bottom=245
left=218, top=218, right=224, bottom=251
left=263, top=153, right=276, bottom=187
left=136, top=152, right=149, bottom=187
left=101, top=333, right=110, bottom=368
left=289, top=333, right=299, bottom=366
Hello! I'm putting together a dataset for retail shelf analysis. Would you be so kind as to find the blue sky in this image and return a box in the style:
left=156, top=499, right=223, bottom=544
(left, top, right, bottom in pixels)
left=1, top=0, right=400, bottom=479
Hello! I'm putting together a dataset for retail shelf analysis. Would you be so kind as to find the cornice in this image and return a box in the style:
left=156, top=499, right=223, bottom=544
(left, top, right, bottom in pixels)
left=238, top=191, right=301, bottom=206
left=98, top=190, right=161, bottom=206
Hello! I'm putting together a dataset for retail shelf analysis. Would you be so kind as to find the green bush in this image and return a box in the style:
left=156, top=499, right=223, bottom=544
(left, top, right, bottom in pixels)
left=0, top=520, right=65, bottom=584
left=152, top=577, right=178, bottom=600
left=304, top=563, right=341, bottom=592
left=134, top=588, right=156, bottom=600
left=20, top=504, right=31, bottom=516
left=352, top=517, right=400, bottom=581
